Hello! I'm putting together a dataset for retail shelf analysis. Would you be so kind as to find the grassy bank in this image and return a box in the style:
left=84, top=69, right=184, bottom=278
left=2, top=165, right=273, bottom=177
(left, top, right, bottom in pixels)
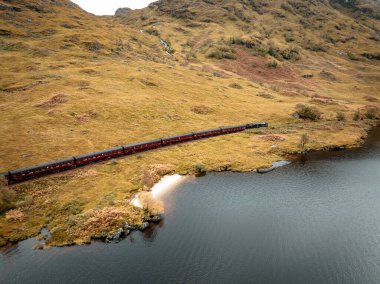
left=0, top=120, right=375, bottom=247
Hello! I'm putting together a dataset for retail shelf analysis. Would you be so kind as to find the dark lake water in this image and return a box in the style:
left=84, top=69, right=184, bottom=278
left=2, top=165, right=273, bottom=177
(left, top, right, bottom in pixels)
left=1, top=126, right=380, bottom=284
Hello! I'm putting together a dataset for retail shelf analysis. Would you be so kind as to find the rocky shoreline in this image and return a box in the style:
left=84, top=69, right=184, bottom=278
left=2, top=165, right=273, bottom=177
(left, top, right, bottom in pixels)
left=105, top=215, right=162, bottom=243
left=18, top=215, right=164, bottom=250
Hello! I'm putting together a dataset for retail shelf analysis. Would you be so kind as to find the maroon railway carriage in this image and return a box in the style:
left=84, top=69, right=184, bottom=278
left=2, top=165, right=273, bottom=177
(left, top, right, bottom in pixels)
left=7, top=157, right=75, bottom=184
left=162, top=133, right=194, bottom=146
left=123, top=139, right=163, bottom=155
left=6, top=122, right=269, bottom=185
left=74, top=147, right=124, bottom=166
left=221, top=125, right=246, bottom=134
left=193, top=128, right=222, bottom=140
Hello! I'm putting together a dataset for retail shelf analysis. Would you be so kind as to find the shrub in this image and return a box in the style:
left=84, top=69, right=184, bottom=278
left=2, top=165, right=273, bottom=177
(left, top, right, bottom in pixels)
left=105, top=193, right=116, bottom=206
left=294, top=104, right=321, bottom=121
left=353, top=111, right=361, bottom=121
left=0, top=186, right=16, bottom=214
left=0, top=238, right=7, bottom=247
left=145, top=28, right=160, bottom=36
left=207, top=45, right=236, bottom=60
left=347, top=52, right=360, bottom=61
left=229, top=83, right=243, bottom=89
left=267, top=43, right=281, bottom=58
left=336, top=112, right=346, bottom=121
left=365, top=108, right=377, bottom=119
left=233, top=9, right=251, bottom=23
left=60, top=200, right=83, bottom=215
left=16, top=195, right=33, bottom=208
left=284, top=33, right=295, bottom=42
left=304, top=40, right=327, bottom=52
left=139, top=192, right=164, bottom=215
left=266, top=43, right=300, bottom=61
left=84, top=41, right=103, bottom=52
left=193, top=164, right=207, bottom=177
left=251, top=47, right=267, bottom=57
left=229, top=37, right=257, bottom=49
left=141, top=165, right=171, bottom=189
left=362, top=53, right=380, bottom=60
left=0, top=42, right=25, bottom=51
left=266, top=60, right=278, bottom=68
left=280, top=2, right=293, bottom=12
left=280, top=47, right=300, bottom=61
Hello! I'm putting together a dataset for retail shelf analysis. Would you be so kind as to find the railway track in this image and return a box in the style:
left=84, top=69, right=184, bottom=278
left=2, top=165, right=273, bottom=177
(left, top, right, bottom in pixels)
left=4, top=122, right=268, bottom=185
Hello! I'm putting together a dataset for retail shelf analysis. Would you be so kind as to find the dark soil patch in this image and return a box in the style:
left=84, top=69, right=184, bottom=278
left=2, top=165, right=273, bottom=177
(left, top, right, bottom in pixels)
left=79, top=69, right=99, bottom=75
left=218, top=48, right=314, bottom=91
left=1, top=81, right=48, bottom=92
left=229, top=83, right=243, bottom=89
left=309, top=97, right=337, bottom=105
left=363, top=96, right=379, bottom=102
left=35, top=94, right=68, bottom=108
left=74, top=110, right=98, bottom=123
left=256, top=92, right=275, bottom=99
left=191, top=105, right=214, bottom=115
left=319, top=70, right=337, bottom=81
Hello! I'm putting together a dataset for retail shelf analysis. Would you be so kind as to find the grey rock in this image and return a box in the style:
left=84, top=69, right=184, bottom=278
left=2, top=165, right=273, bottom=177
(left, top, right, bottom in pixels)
left=324, top=145, right=346, bottom=151
left=124, top=222, right=136, bottom=230
left=151, top=215, right=162, bottom=223
left=257, top=167, right=275, bottom=174
left=114, top=228, right=124, bottom=240
left=33, top=243, right=44, bottom=250
left=139, top=222, right=150, bottom=231
left=143, top=216, right=152, bottom=222
left=115, top=7, right=132, bottom=16
left=107, top=228, right=124, bottom=242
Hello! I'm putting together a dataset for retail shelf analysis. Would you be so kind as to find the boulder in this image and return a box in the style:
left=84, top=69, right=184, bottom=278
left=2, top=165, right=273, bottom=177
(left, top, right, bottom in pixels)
left=151, top=215, right=162, bottom=223
left=107, top=228, right=124, bottom=242
left=124, top=222, right=136, bottom=230
left=257, top=167, right=275, bottom=174
left=139, top=222, right=150, bottom=231
left=143, top=216, right=152, bottom=222
left=115, top=7, right=132, bottom=17
left=33, top=243, right=44, bottom=250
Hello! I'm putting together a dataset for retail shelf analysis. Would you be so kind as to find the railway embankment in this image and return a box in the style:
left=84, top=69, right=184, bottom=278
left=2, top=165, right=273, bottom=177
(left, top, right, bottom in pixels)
left=5, top=123, right=267, bottom=185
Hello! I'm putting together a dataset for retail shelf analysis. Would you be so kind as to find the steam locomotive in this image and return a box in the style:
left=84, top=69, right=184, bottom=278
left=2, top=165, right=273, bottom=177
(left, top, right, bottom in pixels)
left=5, top=122, right=268, bottom=184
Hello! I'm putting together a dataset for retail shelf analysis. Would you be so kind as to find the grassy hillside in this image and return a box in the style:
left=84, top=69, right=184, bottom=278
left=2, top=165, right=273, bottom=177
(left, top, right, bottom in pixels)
left=0, top=0, right=379, bottom=247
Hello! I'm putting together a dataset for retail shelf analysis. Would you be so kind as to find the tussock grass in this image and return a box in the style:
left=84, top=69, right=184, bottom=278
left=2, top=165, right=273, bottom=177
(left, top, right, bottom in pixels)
left=0, top=185, right=15, bottom=214
left=294, top=104, right=322, bottom=121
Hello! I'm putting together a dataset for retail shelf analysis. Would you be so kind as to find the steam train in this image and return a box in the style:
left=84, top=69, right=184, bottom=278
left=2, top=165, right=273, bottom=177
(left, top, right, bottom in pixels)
left=5, top=122, right=268, bottom=184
